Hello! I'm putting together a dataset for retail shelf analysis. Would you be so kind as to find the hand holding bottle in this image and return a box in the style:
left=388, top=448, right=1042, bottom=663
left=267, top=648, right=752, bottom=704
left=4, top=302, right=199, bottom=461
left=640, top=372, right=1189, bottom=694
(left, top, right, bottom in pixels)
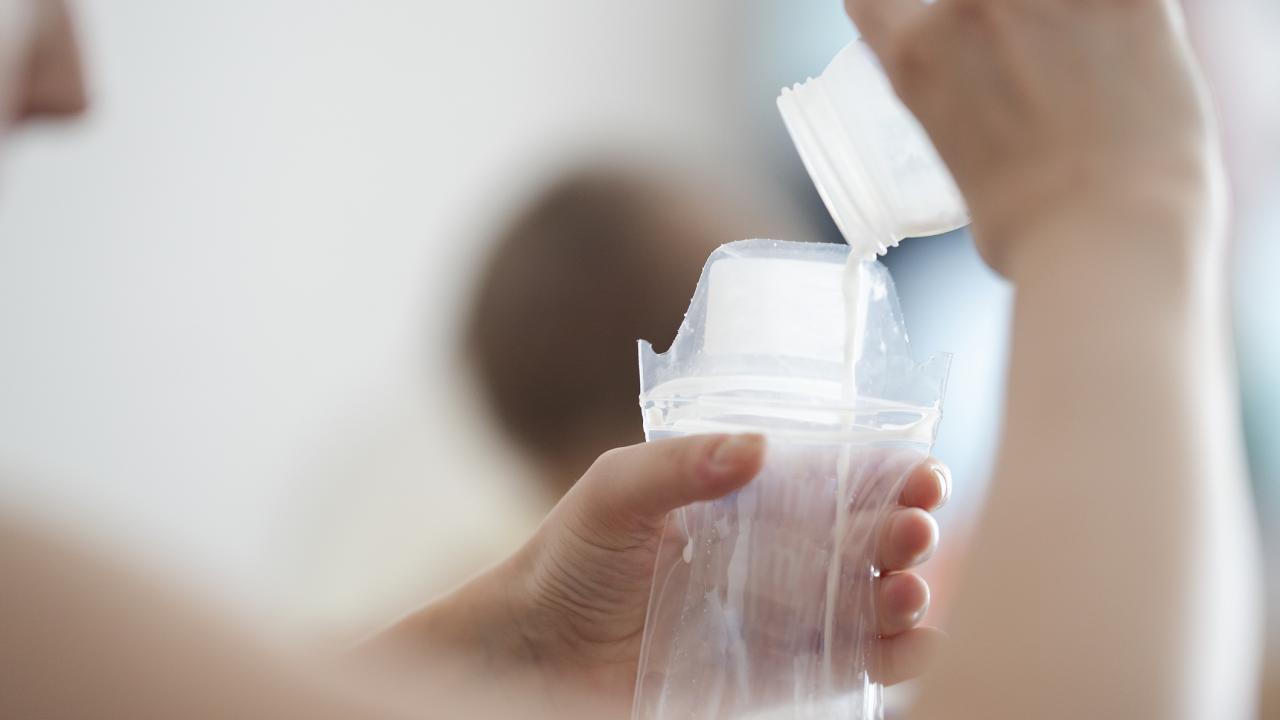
left=846, top=0, right=1223, bottom=275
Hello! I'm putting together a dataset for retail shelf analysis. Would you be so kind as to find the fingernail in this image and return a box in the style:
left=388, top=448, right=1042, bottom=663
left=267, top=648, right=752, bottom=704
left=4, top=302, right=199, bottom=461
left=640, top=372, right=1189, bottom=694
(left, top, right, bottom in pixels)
left=909, top=600, right=930, bottom=627
left=709, top=434, right=764, bottom=476
left=891, top=509, right=939, bottom=567
left=911, top=581, right=932, bottom=625
left=931, top=464, right=952, bottom=509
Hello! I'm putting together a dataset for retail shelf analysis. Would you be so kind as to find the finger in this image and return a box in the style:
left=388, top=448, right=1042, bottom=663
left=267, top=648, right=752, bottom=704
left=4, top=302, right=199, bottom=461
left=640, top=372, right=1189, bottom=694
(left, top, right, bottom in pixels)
left=898, top=459, right=951, bottom=511
left=845, top=0, right=925, bottom=56
left=877, top=507, right=938, bottom=572
left=578, top=434, right=765, bottom=530
left=876, top=571, right=931, bottom=636
left=872, top=626, right=946, bottom=686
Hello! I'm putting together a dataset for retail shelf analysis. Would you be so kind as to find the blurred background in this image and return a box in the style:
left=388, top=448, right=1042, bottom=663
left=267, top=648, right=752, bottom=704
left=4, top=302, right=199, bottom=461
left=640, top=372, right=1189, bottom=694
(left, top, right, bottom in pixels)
left=0, top=0, right=1275, bottom=696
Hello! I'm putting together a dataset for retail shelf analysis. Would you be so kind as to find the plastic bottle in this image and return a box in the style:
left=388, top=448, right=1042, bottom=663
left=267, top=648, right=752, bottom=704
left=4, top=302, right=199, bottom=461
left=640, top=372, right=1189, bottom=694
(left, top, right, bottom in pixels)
left=777, top=41, right=969, bottom=258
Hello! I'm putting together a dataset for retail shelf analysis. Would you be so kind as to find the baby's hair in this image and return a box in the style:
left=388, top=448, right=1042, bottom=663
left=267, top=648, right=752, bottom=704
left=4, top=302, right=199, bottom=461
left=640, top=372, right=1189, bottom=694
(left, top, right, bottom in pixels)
left=465, top=165, right=728, bottom=492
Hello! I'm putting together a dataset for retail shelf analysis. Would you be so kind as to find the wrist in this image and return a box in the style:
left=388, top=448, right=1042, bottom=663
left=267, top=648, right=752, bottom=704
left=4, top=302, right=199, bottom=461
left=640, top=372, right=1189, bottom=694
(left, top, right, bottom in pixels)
left=372, top=557, right=535, bottom=675
left=971, top=147, right=1227, bottom=281
left=990, top=171, right=1225, bottom=290
left=994, top=184, right=1232, bottom=360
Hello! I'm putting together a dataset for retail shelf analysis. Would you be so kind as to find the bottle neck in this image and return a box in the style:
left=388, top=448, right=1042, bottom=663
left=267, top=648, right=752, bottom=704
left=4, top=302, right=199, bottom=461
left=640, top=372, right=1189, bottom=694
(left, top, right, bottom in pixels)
left=778, top=70, right=900, bottom=257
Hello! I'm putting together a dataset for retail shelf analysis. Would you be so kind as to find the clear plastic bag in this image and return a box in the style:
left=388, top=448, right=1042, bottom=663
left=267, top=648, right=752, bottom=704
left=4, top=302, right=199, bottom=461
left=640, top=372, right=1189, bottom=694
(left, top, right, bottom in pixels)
left=633, top=240, right=949, bottom=720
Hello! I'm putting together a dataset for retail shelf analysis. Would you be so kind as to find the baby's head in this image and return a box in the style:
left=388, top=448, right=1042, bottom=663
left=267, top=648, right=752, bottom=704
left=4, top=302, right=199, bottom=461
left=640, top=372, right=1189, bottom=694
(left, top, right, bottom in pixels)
left=465, top=164, right=743, bottom=498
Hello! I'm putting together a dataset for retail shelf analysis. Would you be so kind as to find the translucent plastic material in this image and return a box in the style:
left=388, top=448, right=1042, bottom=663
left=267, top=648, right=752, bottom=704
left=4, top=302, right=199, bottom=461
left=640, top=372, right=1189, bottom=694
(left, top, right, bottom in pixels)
left=633, top=240, right=949, bottom=720
left=777, top=42, right=968, bottom=257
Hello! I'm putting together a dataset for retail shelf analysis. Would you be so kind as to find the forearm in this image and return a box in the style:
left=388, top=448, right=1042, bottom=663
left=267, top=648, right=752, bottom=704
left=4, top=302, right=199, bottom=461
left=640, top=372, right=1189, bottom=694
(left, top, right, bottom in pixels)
left=0, top=518, right=405, bottom=720
left=915, top=198, right=1262, bottom=718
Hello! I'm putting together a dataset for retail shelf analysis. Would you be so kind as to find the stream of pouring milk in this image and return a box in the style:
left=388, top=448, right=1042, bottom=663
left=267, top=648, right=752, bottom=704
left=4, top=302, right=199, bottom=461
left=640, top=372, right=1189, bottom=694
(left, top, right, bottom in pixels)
left=821, top=251, right=875, bottom=691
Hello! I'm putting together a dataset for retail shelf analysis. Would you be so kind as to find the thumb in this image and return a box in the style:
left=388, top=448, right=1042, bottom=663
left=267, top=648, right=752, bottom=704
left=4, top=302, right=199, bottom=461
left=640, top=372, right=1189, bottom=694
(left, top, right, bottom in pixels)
left=574, top=434, right=765, bottom=533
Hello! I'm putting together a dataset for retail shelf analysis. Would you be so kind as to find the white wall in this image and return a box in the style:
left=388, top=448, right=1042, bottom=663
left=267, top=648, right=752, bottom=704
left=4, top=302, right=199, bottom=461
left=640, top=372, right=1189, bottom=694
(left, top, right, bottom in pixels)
left=0, top=0, right=760, bottom=628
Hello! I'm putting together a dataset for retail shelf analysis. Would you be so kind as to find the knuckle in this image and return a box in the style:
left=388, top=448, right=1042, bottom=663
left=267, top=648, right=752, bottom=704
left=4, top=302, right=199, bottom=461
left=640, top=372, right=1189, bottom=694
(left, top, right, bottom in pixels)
left=580, top=450, right=637, bottom=520
left=581, top=446, right=631, bottom=494
left=1112, top=0, right=1174, bottom=26
left=1109, top=0, right=1163, bottom=9
left=592, top=446, right=628, bottom=473
left=589, top=443, right=649, bottom=481
left=882, top=30, right=932, bottom=96
left=947, top=0, right=997, bottom=27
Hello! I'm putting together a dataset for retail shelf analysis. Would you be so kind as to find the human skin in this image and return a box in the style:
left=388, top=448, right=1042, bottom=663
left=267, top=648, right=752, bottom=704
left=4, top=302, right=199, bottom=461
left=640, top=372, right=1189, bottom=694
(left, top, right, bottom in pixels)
left=2, top=0, right=1260, bottom=717
left=371, top=437, right=950, bottom=715
left=1, top=439, right=949, bottom=719
left=0, top=2, right=945, bottom=718
left=0, top=0, right=83, bottom=124
left=844, top=0, right=1263, bottom=718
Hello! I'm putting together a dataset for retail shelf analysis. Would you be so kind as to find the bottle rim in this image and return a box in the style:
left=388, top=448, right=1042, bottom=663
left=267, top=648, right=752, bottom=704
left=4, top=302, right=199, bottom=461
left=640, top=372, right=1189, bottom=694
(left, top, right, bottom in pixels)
left=777, top=61, right=901, bottom=257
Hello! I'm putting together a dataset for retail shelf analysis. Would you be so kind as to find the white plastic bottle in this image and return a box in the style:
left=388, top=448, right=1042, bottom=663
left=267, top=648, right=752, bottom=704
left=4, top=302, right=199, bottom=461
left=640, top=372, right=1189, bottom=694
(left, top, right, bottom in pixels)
left=778, top=41, right=969, bottom=258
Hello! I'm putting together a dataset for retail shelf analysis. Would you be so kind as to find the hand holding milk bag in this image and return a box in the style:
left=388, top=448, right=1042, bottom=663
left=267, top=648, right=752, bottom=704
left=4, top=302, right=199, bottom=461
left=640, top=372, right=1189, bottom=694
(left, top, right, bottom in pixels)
left=630, top=40, right=964, bottom=720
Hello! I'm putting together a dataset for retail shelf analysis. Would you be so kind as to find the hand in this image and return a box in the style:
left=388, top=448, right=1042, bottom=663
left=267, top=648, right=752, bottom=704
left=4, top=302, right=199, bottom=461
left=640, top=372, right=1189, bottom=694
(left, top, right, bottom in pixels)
left=846, top=0, right=1223, bottom=275
left=378, top=434, right=949, bottom=716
